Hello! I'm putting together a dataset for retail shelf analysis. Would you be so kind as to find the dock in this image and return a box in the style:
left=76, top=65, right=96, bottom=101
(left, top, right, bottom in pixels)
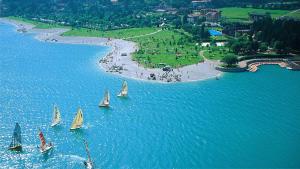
left=247, top=61, right=288, bottom=72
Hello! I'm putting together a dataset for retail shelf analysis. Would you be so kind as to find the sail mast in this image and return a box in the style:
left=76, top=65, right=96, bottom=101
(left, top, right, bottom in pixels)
left=106, top=90, right=110, bottom=103
left=85, top=140, right=92, bottom=163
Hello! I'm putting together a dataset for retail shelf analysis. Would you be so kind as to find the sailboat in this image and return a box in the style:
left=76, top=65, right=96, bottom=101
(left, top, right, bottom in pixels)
left=38, top=129, right=53, bottom=153
left=117, top=80, right=128, bottom=97
left=70, top=108, right=84, bottom=130
left=8, top=123, right=22, bottom=151
left=51, top=105, right=61, bottom=127
left=83, top=140, right=93, bottom=169
left=99, top=90, right=110, bottom=107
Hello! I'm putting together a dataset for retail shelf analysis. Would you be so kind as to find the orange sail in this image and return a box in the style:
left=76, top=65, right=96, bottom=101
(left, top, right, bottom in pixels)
left=39, top=130, right=46, bottom=148
left=38, top=129, right=53, bottom=153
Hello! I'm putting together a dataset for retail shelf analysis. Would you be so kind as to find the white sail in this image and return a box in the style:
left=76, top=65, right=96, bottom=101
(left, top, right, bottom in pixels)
left=70, top=108, right=84, bottom=130
left=99, top=90, right=110, bottom=107
left=118, top=81, right=128, bottom=97
left=51, top=106, right=61, bottom=127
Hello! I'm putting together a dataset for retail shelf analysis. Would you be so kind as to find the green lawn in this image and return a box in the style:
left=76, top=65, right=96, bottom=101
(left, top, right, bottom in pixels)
left=203, top=46, right=234, bottom=60
left=7, top=16, right=67, bottom=29
left=62, top=27, right=159, bottom=39
left=285, top=9, right=300, bottom=19
left=220, top=7, right=291, bottom=22
left=131, top=30, right=203, bottom=68
left=210, top=35, right=229, bottom=41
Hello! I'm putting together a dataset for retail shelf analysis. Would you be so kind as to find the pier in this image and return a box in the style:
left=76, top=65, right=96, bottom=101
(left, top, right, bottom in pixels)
left=247, top=61, right=288, bottom=72
left=238, top=58, right=300, bottom=72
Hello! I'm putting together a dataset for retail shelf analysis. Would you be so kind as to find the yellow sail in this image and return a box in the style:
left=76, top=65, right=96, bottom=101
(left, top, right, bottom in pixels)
left=99, top=90, right=110, bottom=107
left=118, top=81, right=128, bottom=97
left=70, top=108, right=83, bottom=130
left=51, top=106, right=61, bottom=127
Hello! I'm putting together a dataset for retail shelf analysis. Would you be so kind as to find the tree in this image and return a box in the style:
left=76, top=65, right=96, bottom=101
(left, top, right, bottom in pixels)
left=273, top=41, right=286, bottom=54
left=221, top=55, right=238, bottom=67
left=259, top=42, right=268, bottom=52
left=231, top=41, right=242, bottom=54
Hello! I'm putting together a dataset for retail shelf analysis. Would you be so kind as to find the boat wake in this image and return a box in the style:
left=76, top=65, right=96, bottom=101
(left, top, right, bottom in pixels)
left=61, top=154, right=85, bottom=162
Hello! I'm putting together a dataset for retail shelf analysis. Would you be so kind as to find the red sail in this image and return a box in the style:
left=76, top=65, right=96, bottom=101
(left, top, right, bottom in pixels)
left=39, top=131, right=46, bottom=147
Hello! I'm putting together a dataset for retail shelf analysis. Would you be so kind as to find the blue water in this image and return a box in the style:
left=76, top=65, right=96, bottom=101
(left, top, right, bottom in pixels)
left=209, top=29, right=222, bottom=36
left=1, top=23, right=300, bottom=168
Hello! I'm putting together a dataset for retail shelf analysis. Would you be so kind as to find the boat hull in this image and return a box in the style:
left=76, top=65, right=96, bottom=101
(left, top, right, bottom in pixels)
left=70, top=126, right=82, bottom=130
left=84, top=161, right=93, bottom=169
left=51, top=122, right=60, bottom=127
left=9, top=145, right=22, bottom=151
left=99, top=103, right=109, bottom=107
left=117, top=93, right=127, bottom=97
left=39, top=145, right=53, bottom=154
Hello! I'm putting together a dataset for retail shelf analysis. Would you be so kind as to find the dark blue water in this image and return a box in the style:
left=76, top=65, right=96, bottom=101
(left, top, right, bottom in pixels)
left=1, top=23, right=300, bottom=168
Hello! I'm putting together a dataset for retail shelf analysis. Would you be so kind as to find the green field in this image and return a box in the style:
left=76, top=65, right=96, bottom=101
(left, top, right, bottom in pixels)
left=203, top=46, right=234, bottom=60
left=210, top=35, right=229, bottom=41
left=7, top=16, right=67, bottom=29
left=131, top=30, right=202, bottom=68
left=63, top=28, right=203, bottom=68
left=285, top=9, right=300, bottom=19
left=220, top=7, right=291, bottom=22
left=62, top=27, right=159, bottom=39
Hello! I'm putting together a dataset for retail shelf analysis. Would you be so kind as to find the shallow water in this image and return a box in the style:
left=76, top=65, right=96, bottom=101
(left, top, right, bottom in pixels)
left=1, top=23, right=300, bottom=168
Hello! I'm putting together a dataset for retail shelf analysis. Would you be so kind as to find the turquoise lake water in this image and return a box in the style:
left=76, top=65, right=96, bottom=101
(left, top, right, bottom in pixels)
left=1, top=23, right=300, bottom=168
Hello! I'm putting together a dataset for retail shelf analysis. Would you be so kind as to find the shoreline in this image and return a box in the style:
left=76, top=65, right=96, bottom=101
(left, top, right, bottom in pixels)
left=0, top=18, right=221, bottom=83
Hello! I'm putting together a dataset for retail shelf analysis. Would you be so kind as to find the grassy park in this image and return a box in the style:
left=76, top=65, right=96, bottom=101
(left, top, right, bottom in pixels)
left=203, top=46, right=234, bottom=60
left=62, top=27, right=160, bottom=39
left=131, top=30, right=202, bottom=68
left=220, top=7, right=291, bottom=22
left=285, top=9, right=300, bottom=19
left=63, top=28, right=202, bottom=68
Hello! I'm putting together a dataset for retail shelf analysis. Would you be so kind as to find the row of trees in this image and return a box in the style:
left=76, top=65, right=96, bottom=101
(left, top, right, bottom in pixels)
left=0, top=0, right=168, bottom=29
left=251, top=17, right=300, bottom=52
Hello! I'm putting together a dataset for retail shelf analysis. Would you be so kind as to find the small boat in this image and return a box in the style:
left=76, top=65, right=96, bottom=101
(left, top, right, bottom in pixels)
left=38, top=129, right=53, bottom=154
left=51, top=105, right=61, bottom=127
left=99, top=90, right=110, bottom=107
left=83, top=140, right=94, bottom=169
left=117, top=81, right=128, bottom=97
left=8, top=123, right=22, bottom=151
left=70, top=108, right=84, bottom=130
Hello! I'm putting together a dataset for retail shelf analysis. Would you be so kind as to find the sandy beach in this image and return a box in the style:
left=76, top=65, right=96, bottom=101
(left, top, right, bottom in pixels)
left=0, top=18, right=221, bottom=83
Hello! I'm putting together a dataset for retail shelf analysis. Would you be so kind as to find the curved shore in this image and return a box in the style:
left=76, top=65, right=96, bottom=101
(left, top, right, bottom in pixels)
left=0, top=18, right=221, bottom=83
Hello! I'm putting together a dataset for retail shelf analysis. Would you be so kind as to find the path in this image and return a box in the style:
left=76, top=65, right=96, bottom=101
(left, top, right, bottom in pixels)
left=124, top=29, right=162, bottom=40
left=199, top=50, right=208, bottom=61
left=280, top=8, right=300, bottom=18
